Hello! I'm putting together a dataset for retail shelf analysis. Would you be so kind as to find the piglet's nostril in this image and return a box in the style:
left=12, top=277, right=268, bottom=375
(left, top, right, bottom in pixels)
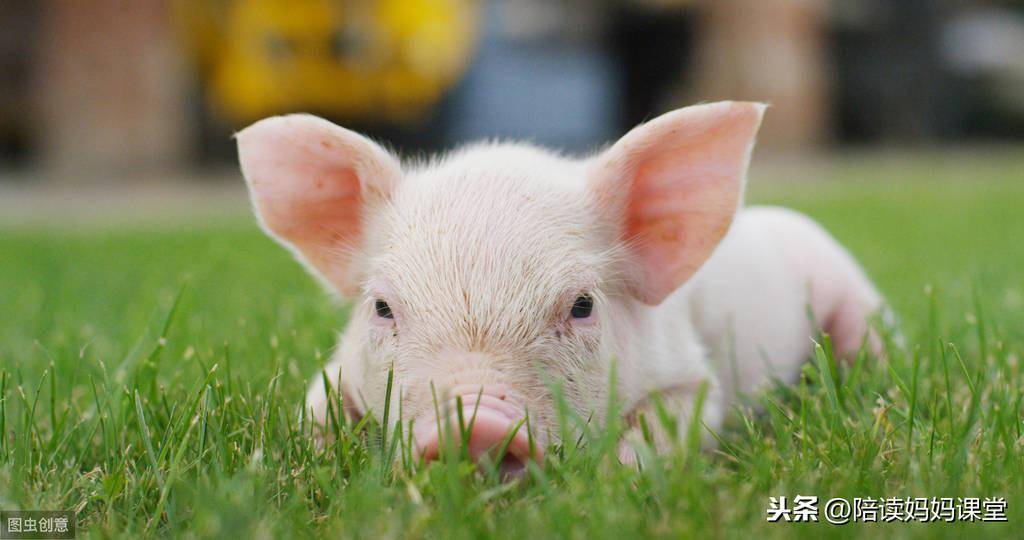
left=414, top=388, right=541, bottom=478
left=448, top=383, right=516, bottom=403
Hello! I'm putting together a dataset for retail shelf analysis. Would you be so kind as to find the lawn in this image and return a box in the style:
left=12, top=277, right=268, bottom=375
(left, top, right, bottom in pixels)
left=1, top=152, right=1022, bottom=538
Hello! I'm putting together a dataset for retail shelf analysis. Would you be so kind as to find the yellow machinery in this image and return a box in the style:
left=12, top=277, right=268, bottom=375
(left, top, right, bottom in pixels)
left=175, top=0, right=478, bottom=125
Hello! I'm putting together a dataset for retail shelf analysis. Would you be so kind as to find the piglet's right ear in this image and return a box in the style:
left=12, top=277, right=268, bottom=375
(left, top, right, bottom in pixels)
left=588, top=102, right=765, bottom=305
left=237, top=114, right=401, bottom=296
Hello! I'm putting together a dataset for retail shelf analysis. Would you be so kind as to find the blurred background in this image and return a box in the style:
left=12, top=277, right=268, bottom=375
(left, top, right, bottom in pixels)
left=0, top=0, right=1022, bottom=216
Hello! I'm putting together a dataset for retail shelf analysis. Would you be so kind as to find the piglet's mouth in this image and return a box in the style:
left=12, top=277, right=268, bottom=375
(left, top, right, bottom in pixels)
left=412, top=384, right=542, bottom=478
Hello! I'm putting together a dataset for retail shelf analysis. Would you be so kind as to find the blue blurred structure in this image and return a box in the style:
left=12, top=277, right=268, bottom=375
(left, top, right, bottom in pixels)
left=447, top=1, right=618, bottom=152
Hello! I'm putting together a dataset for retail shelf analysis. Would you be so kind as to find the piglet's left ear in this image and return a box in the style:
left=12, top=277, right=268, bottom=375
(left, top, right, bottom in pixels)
left=589, top=101, right=766, bottom=305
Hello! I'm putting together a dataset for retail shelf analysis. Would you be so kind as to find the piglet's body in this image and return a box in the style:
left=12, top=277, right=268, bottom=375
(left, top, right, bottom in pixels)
left=237, top=102, right=882, bottom=473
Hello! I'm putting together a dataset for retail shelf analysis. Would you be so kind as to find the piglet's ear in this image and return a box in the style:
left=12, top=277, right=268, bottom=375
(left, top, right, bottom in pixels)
left=237, top=114, right=401, bottom=296
left=589, top=101, right=766, bottom=305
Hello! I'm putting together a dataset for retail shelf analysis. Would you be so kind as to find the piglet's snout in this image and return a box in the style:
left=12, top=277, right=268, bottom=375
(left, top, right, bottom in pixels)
left=414, top=383, right=541, bottom=477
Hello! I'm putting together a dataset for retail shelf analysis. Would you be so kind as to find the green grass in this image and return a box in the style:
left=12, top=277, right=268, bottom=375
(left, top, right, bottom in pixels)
left=2, top=155, right=1023, bottom=538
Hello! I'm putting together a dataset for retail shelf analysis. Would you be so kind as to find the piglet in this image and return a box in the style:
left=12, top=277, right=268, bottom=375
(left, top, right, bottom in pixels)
left=237, top=102, right=882, bottom=475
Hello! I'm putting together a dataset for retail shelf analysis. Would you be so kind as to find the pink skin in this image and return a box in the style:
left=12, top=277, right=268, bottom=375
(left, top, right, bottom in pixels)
left=238, top=102, right=884, bottom=476
left=236, top=107, right=765, bottom=463
left=412, top=383, right=542, bottom=478
left=372, top=278, right=575, bottom=475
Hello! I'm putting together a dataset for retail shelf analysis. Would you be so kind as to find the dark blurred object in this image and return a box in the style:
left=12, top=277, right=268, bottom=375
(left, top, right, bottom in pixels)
left=832, top=0, right=954, bottom=142
left=609, top=3, right=696, bottom=131
left=831, top=1, right=1024, bottom=143
left=940, top=5, right=1024, bottom=139
left=0, top=1, right=39, bottom=168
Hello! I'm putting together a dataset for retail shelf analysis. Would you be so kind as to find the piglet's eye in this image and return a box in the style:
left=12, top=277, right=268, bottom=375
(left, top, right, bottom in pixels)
left=570, top=295, right=594, bottom=319
left=374, top=299, right=393, bottom=319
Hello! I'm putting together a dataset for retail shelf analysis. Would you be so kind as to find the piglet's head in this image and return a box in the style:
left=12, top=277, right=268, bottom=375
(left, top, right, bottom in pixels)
left=237, top=102, right=764, bottom=475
